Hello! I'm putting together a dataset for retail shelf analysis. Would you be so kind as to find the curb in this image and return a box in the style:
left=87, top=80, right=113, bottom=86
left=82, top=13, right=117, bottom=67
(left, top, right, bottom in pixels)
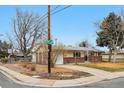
left=0, top=65, right=105, bottom=87
left=0, top=69, right=50, bottom=87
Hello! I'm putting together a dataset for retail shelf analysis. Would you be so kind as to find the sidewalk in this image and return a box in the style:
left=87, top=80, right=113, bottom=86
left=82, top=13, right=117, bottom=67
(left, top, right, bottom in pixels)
left=0, top=65, right=104, bottom=87
left=57, top=64, right=124, bottom=79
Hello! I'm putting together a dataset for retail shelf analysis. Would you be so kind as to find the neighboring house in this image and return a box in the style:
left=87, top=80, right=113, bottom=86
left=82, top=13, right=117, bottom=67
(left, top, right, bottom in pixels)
left=8, top=49, right=31, bottom=62
left=32, top=44, right=103, bottom=64
left=102, top=50, right=124, bottom=62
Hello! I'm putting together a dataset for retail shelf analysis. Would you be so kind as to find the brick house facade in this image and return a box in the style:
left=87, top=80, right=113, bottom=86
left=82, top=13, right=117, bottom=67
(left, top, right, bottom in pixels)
left=32, top=45, right=102, bottom=64
left=62, top=47, right=102, bottom=64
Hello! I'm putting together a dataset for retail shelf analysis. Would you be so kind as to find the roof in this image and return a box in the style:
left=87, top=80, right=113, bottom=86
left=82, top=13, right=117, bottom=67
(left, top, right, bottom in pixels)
left=8, top=49, right=24, bottom=56
left=32, top=43, right=103, bottom=53
left=61, top=46, right=102, bottom=52
left=8, top=49, right=20, bottom=54
left=32, top=43, right=48, bottom=53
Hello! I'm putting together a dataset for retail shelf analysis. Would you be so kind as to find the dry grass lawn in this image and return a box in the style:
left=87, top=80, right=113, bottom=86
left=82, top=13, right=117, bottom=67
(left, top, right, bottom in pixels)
left=79, top=62, right=124, bottom=72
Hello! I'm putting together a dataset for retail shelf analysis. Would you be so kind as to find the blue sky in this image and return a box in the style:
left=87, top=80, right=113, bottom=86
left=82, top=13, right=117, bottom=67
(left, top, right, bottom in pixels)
left=0, top=5, right=124, bottom=50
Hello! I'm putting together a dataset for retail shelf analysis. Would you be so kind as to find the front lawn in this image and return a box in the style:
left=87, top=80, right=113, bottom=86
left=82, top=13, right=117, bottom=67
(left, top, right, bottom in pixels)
left=4, top=63, right=92, bottom=80
left=78, top=63, right=124, bottom=72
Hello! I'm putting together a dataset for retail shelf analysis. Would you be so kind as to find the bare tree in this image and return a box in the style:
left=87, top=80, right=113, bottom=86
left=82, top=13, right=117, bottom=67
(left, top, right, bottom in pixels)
left=11, top=9, right=47, bottom=59
left=6, top=34, right=14, bottom=54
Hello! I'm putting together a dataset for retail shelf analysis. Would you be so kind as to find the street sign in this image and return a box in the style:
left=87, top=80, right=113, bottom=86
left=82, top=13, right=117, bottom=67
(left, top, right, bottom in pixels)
left=44, top=39, right=54, bottom=45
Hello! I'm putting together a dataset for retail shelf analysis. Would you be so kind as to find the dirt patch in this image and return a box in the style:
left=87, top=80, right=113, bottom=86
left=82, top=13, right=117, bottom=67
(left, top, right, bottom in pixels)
left=4, top=63, right=92, bottom=80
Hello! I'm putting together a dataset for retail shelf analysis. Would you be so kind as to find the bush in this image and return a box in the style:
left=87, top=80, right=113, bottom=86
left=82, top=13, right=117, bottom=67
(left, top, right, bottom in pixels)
left=30, top=66, right=36, bottom=71
left=22, top=64, right=27, bottom=68
left=26, top=64, right=36, bottom=71
left=0, top=58, right=8, bottom=64
left=18, top=62, right=36, bottom=71
left=0, top=51, right=9, bottom=58
left=17, top=61, right=31, bottom=68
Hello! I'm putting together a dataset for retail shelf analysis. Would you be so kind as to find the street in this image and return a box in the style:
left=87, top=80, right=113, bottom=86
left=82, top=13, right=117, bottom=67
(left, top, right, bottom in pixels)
left=76, top=77, right=124, bottom=88
left=0, top=71, right=37, bottom=88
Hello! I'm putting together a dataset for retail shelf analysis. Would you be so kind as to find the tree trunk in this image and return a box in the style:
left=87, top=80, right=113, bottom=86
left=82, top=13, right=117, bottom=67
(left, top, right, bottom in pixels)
left=51, top=62, right=54, bottom=68
left=108, top=49, right=112, bottom=62
left=112, top=51, right=117, bottom=63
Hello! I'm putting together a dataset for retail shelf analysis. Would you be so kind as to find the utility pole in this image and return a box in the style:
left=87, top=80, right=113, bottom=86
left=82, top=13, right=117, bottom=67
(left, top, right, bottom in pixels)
left=48, top=5, right=51, bottom=74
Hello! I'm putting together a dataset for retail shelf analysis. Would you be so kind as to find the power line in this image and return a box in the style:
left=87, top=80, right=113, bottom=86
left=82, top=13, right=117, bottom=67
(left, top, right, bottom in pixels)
left=41, top=5, right=72, bottom=21
left=51, top=5, right=72, bottom=15
left=51, top=5, right=61, bottom=12
left=40, top=5, right=61, bottom=20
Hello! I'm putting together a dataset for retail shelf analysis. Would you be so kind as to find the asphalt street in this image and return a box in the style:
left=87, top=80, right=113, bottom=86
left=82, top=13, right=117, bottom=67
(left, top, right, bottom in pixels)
left=75, top=77, right=124, bottom=88
left=0, top=71, right=37, bottom=88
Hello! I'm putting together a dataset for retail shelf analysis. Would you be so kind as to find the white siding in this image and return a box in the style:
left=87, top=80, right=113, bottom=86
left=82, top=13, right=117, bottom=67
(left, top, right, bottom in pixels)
left=32, top=53, right=36, bottom=63
left=56, top=53, right=64, bottom=64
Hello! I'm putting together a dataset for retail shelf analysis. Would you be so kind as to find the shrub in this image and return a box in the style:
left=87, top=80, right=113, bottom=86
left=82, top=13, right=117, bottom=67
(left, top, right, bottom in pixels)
left=18, top=61, right=31, bottom=68
left=22, top=64, right=27, bottom=68
left=30, top=66, right=36, bottom=71
left=18, top=63, right=26, bottom=67
left=26, top=64, right=36, bottom=71
left=1, top=58, right=8, bottom=64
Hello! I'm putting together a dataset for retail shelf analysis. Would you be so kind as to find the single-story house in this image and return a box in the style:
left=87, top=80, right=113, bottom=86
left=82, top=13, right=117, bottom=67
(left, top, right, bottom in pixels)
left=31, top=44, right=103, bottom=64
left=60, top=46, right=102, bottom=64
left=102, top=50, right=124, bottom=62
left=8, top=49, right=32, bottom=62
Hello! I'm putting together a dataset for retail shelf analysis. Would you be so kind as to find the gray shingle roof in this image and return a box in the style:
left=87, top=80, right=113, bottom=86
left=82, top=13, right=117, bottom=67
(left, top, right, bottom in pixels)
left=63, top=46, right=101, bottom=52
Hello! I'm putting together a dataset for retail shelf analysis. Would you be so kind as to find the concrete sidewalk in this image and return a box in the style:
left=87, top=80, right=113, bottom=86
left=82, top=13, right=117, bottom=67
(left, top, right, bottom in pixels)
left=57, top=64, right=124, bottom=79
left=0, top=65, right=104, bottom=87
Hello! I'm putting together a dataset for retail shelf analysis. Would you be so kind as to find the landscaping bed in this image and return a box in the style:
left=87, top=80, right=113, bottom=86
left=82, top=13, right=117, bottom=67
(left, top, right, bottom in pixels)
left=4, top=63, right=92, bottom=80
left=78, top=63, right=124, bottom=72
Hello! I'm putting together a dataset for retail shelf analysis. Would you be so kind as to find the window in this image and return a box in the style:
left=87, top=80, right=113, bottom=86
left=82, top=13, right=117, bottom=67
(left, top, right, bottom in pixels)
left=73, top=52, right=81, bottom=58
